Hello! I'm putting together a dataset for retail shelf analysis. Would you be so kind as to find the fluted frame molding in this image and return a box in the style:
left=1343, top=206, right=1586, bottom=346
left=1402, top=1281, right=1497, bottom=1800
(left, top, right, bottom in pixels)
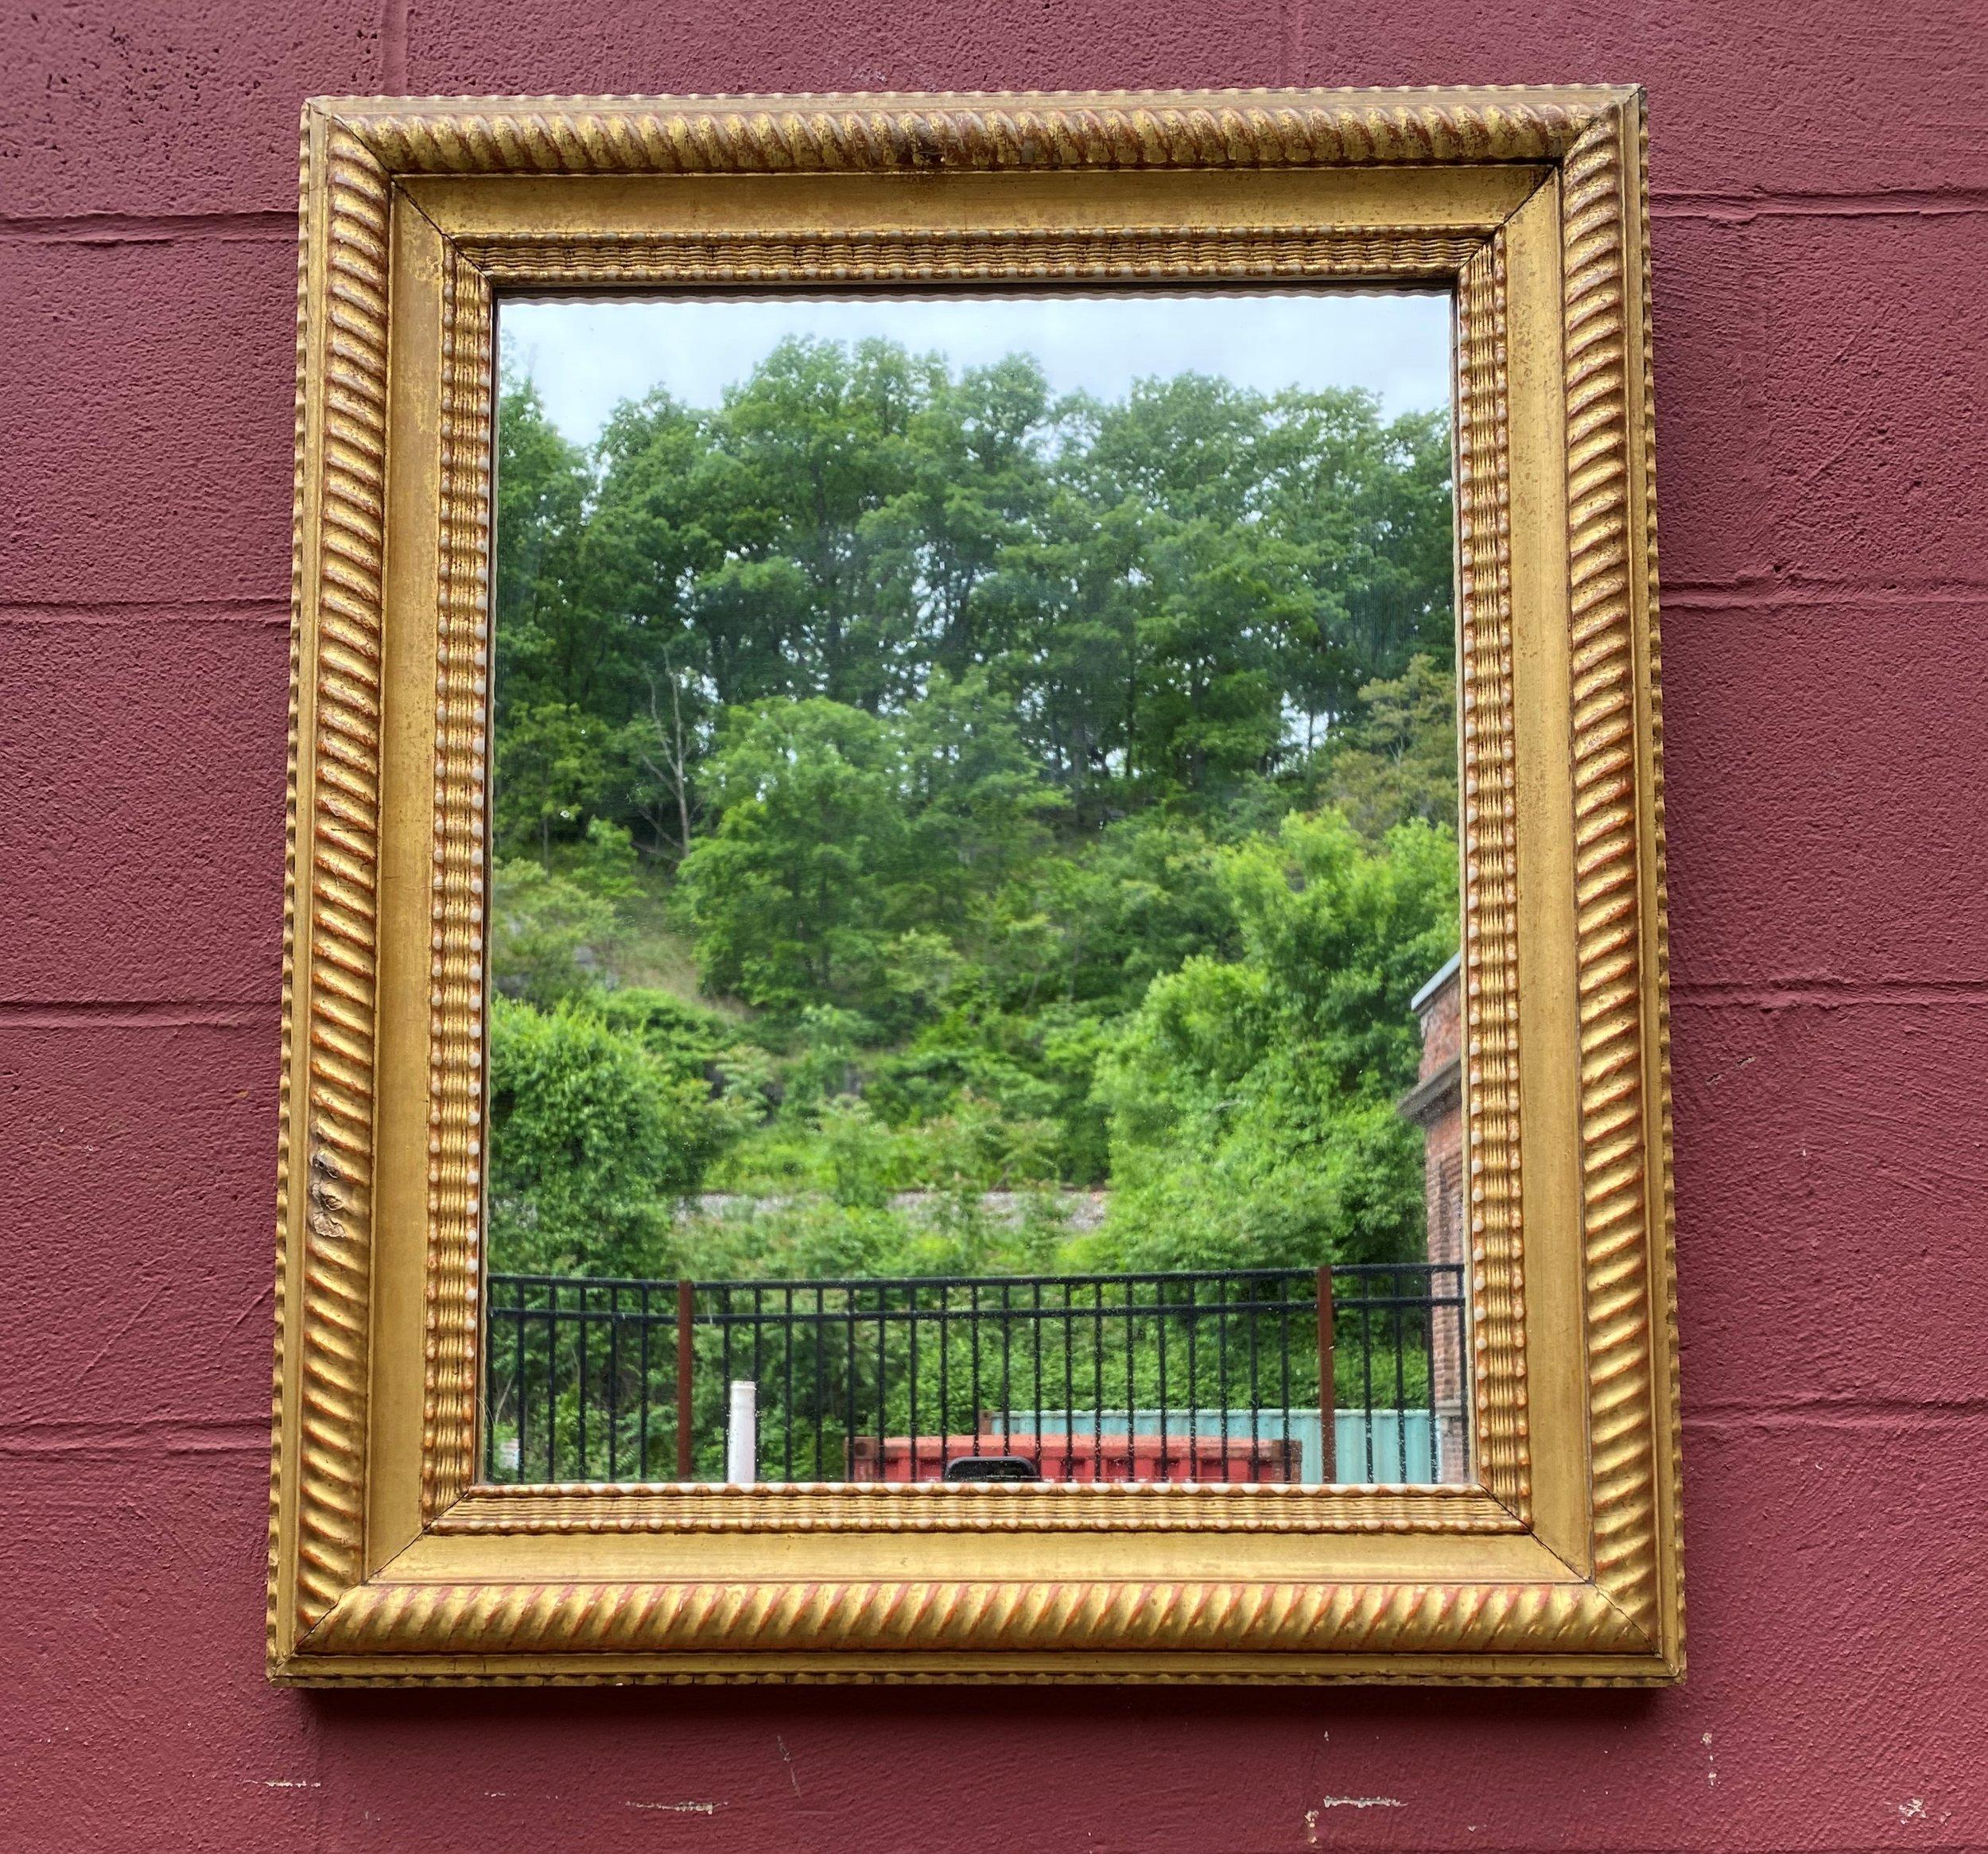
left=272, top=87, right=1679, bottom=1685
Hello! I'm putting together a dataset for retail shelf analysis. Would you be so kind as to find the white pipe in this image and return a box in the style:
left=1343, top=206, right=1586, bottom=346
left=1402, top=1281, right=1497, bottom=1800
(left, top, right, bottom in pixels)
left=726, top=1379, right=758, bottom=1487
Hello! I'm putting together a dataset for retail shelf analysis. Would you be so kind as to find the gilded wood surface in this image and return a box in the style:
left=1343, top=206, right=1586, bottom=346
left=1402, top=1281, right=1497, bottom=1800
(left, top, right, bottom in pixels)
left=419, top=248, right=495, bottom=1521
left=270, top=85, right=1680, bottom=1683
left=433, top=1480, right=1524, bottom=1535
left=269, top=109, right=313, bottom=1673
left=1559, top=102, right=1667, bottom=1642
left=277, top=115, right=392, bottom=1650
left=1454, top=235, right=1530, bottom=1522
left=456, top=225, right=1483, bottom=285
left=410, top=217, right=1527, bottom=1541
left=1636, top=102, right=1688, bottom=1662
left=308, top=1573, right=1647, bottom=1660
left=336, top=88, right=1609, bottom=176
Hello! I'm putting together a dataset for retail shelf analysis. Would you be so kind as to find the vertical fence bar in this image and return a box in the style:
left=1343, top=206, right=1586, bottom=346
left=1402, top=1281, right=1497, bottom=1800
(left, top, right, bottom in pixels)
left=1400, top=1281, right=1415, bottom=1487
left=1316, top=1264, right=1337, bottom=1484
left=545, top=1290, right=558, bottom=1481
left=880, top=1284, right=894, bottom=1481
left=1002, top=1273, right=1018, bottom=1463
left=1217, top=1277, right=1231, bottom=1483
left=1034, top=1281, right=1050, bottom=1471
left=575, top=1284, right=589, bottom=1478
left=812, top=1283, right=827, bottom=1481
left=606, top=1284, right=620, bottom=1483
left=519, top=1296, right=530, bottom=1482
left=782, top=1284, right=796, bottom=1483
left=675, top=1279, right=694, bottom=1480
left=1359, top=1282, right=1375, bottom=1482
left=1184, top=1277, right=1198, bottom=1477
left=483, top=1295, right=498, bottom=1480
left=1455, top=1266, right=1471, bottom=1482
left=1276, top=1283, right=1293, bottom=1483
left=935, top=1283, right=949, bottom=1474
left=847, top=1288, right=863, bottom=1479
left=637, top=1281, right=651, bottom=1479
left=1245, top=1277, right=1261, bottom=1482
left=1091, top=1281, right=1104, bottom=1482
left=969, top=1280, right=983, bottom=1452
left=1122, top=1277, right=1136, bottom=1478
left=1066, top=1288, right=1081, bottom=1479
left=722, top=1288, right=736, bottom=1479
left=907, top=1283, right=921, bottom=1476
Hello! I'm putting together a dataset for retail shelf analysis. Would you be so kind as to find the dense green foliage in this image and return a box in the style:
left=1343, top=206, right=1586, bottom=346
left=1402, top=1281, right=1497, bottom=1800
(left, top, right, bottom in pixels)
left=486, top=335, right=1459, bottom=1286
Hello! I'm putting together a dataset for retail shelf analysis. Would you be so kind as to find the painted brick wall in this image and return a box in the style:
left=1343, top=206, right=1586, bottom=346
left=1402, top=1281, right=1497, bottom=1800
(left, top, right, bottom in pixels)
left=6, top=6, right=1986, bottom=1849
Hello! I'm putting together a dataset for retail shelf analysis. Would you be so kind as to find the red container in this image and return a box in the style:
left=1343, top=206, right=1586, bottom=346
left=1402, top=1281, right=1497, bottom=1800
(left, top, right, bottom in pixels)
left=847, top=1430, right=1299, bottom=1483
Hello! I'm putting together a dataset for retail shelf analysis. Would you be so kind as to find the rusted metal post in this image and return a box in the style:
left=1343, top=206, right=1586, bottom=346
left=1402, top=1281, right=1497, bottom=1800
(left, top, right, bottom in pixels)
left=675, top=1279, right=694, bottom=1480
left=1315, top=1265, right=1336, bottom=1484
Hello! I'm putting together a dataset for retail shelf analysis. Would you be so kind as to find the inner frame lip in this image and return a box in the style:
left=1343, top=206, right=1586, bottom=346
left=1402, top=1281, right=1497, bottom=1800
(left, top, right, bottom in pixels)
left=476, top=279, right=1471, bottom=1501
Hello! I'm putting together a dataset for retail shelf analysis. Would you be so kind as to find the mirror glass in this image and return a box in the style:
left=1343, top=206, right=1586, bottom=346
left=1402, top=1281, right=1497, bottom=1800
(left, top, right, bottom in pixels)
left=480, top=288, right=1467, bottom=1487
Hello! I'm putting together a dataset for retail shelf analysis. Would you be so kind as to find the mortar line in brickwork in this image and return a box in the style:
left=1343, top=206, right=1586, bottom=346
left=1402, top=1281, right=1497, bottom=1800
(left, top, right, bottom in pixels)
left=1689, top=1393, right=1988, bottom=1418
left=0, top=211, right=297, bottom=243
left=1672, top=981, right=1988, bottom=1008
left=0, top=601, right=290, bottom=624
left=0, top=1418, right=271, bottom=1460
left=1685, top=1405, right=1988, bottom=1434
left=0, top=1002, right=279, bottom=1028
left=1663, top=581, right=1988, bottom=610
left=6, top=191, right=1984, bottom=241
left=1653, top=185, right=1988, bottom=219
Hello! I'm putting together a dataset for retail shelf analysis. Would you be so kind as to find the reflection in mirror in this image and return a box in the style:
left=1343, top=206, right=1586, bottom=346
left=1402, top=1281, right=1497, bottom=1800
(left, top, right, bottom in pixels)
left=480, top=290, right=1466, bottom=1489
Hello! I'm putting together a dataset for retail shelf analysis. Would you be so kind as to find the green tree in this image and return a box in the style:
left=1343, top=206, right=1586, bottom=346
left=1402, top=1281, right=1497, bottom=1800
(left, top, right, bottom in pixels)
left=487, top=996, right=732, bottom=1276
left=672, top=698, right=909, bottom=1010
left=492, top=375, right=596, bottom=717
left=487, top=336, right=1463, bottom=1287
left=1319, top=654, right=1459, bottom=840
left=704, top=336, right=938, bottom=709
left=894, top=669, right=1055, bottom=933
left=1092, top=808, right=1458, bottom=1271
left=488, top=861, right=619, bottom=1006
left=493, top=701, right=614, bottom=861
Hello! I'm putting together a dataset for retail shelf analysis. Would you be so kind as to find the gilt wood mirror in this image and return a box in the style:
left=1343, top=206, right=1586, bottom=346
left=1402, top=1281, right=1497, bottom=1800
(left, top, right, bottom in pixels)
left=270, top=86, right=1680, bottom=1684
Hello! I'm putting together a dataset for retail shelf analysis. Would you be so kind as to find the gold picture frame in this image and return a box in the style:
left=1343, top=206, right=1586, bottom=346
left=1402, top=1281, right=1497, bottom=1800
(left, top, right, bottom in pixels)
left=270, top=86, right=1680, bottom=1684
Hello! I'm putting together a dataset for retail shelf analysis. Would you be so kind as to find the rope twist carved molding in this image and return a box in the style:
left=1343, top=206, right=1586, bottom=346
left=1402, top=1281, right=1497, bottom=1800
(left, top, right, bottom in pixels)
left=336, top=89, right=1609, bottom=177
left=268, top=110, right=315, bottom=1674
left=1561, top=103, right=1663, bottom=1642
left=282, top=118, right=392, bottom=1643
left=310, top=1576, right=1647, bottom=1660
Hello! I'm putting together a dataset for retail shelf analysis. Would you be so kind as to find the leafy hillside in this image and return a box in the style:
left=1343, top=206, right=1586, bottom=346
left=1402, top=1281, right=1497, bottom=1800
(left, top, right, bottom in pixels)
left=487, top=334, right=1458, bottom=1285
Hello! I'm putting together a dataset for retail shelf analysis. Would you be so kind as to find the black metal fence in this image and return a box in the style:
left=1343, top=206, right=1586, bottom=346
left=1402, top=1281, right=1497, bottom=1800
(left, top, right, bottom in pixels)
left=483, top=1262, right=1469, bottom=1488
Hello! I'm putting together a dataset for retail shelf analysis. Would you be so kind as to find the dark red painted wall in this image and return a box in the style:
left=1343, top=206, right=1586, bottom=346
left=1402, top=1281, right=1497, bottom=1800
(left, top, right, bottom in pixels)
left=6, top=6, right=1988, bottom=1850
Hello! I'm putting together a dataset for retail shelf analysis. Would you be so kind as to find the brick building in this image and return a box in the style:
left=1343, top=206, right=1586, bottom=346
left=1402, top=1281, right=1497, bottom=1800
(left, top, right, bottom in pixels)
left=1397, top=952, right=1468, bottom=1478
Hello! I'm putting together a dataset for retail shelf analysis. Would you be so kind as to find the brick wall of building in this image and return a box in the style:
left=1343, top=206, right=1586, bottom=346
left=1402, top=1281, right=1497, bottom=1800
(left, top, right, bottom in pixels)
left=1402, top=955, right=1468, bottom=1477
left=8, top=6, right=1988, bottom=1848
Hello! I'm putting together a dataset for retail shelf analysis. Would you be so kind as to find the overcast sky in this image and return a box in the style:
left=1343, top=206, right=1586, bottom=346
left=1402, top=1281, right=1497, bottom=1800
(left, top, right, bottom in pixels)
left=501, top=290, right=1452, bottom=447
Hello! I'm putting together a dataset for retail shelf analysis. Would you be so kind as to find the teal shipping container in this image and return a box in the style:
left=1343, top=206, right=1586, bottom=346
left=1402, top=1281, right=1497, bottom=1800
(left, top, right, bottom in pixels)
left=996, top=1408, right=1443, bottom=1484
